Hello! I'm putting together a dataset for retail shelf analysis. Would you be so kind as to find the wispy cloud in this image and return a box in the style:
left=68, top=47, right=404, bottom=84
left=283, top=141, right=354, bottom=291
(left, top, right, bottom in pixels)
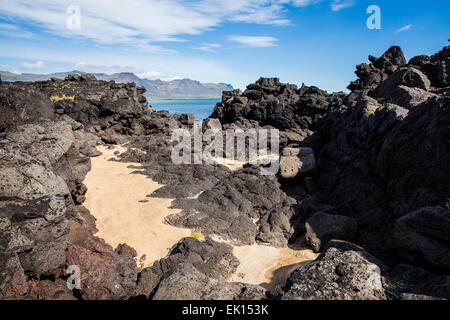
left=137, top=71, right=182, bottom=81
left=228, top=35, right=278, bottom=48
left=196, top=43, right=222, bottom=52
left=75, top=63, right=136, bottom=74
left=0, top=0, right=325, bottom=50
left=20, top=60, right=47, bottom=71
left=0, top=64, right=21, bottom=74
left=330, top=0, right=355, bottom=11
left=395, top=24, right=413, bottom=34
left=74, top=63, right=182, bottom=81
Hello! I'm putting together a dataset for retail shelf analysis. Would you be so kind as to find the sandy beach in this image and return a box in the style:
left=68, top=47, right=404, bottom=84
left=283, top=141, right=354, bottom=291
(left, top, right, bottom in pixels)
left=83, top=145, right=191, bottom=268
left=84, top=144, right=317, bottom=287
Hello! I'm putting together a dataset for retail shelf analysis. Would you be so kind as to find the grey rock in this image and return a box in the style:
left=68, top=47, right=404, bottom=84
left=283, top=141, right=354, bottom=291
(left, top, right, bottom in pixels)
left=202, top=118, right=222, bottom=132
left=376, top=67, right=431, bottom=99
left=394, top=206, right=450, bottom=272
left=305, top=212, right=358, bottom=252
left=348, top=46, right=407, bottom=92
left=389, top=85, right=436, bottom=109
left=282, top=240, right=387, bottom=300
left=383, top=264, right=450, bottom=300
left=409, top=45, right=450, bottom=88
left=279, top=147, right=316, bottom=179
left=152, top=263, right=267, bottom=300
left=136, top=237, right=239, bottom=297
left=165, top=166, right=297, bottom=247
left=211, top=77, right=345, bottom=132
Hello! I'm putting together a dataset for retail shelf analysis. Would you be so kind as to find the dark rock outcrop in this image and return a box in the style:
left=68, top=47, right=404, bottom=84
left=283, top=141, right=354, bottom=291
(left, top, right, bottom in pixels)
left=409, top=45, right=450, bottom=88
left=305, top=212, right=358, bottom=253
left=67, top=224, right=138, bottom=300
left=279, top=146, right=316, bottom=179
left=347, top=46, right=407, bottom=92
left=165, top=166, right=298, bottom=247
left=394, top=206, right=450, bottom=272
left=211, top=77, right=345, bottom=135
left=375, top=66, right=431, bottom=99
left=283, top=240, right=449, bottom=300
left=0, top=74, right=150, bottom=138
left=282, top=241, right=388, bottom=300
left=136, top=237, right=267, bottom=300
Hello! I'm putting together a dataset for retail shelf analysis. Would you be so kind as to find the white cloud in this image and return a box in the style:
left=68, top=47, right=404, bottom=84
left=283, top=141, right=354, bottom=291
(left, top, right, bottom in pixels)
left=74, top=63, right=137, bottom=74
left=136, top=71, right=182, bottom=81
left=0, top=22, right=19, bottom=30
left=228, top=35, right=278, bottom=47
left=0, top=0, right=330, bottom=50
left=74, top=63, right=182, bottom=80
left=395, top=24, right=413, bottom=34
left=196, top=43, right=222, bottom=52
left=330, top=0, right=354, bottom=11
left=20, top=61, right=47, bottom=71
left=0, top=64, right=21, bottom=74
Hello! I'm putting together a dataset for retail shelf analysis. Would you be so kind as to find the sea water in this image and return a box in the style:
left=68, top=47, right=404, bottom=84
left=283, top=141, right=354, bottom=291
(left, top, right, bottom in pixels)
left=148, top=98, right=221, bottom=121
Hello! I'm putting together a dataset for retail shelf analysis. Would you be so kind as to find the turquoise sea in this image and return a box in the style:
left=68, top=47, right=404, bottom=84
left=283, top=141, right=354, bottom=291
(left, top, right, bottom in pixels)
left=148, top=98, right=221, bottom=121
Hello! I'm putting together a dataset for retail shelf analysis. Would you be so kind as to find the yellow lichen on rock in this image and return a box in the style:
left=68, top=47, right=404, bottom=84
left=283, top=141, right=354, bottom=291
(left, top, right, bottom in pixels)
left=50, top=94, right=75, bottom=102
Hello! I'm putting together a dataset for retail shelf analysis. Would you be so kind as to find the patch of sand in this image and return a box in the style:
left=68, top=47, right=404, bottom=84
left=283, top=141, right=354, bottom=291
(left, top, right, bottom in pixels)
left=83, top=145, right=191, bottom=268
left=230, top=243, right=318, bottom=290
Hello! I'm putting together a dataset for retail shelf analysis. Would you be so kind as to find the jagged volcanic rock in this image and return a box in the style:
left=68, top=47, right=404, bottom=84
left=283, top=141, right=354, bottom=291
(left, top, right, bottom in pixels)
left=136, top=237, right=267, bottom=300
left=210, top=77, right=345, bottom=135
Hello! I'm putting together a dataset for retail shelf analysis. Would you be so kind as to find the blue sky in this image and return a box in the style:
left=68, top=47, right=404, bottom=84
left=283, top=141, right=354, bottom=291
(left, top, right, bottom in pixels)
left=0, top=0, right=448, bottom=92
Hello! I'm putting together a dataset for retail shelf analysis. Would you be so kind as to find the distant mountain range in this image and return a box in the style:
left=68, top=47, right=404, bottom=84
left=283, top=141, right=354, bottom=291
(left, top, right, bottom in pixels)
left=0, top=70, right=234, bottom=98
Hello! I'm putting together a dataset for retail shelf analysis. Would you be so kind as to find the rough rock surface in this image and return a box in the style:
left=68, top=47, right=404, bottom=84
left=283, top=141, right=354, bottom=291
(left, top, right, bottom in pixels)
left=408, top=45, right=450, bottom=88
left=0, top=75, right=156, bottom=300
left=375, top=66, right=431, bottom=99
left=305, top=212, right=358, bottom=253
left=211, top=77, right=345, bottom=134
left=394, top=206, right=450, bottom=272
left=165, top=166, right=299, bottom=247
left=67, top=224, right=138, bottom=300
left=136, top=237, right=267, bottom=300
left=347, top=46, right=407, bottom=92
left=279, top=147, right=316, bottom=179
left=282, top=241, right=388, bottom=300
left=282, top=240, right=449, bottom=300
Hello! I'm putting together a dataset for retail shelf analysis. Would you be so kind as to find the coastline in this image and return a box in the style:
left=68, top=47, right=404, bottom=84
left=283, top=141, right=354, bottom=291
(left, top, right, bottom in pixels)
left=147, top=96, right=220, bottom=100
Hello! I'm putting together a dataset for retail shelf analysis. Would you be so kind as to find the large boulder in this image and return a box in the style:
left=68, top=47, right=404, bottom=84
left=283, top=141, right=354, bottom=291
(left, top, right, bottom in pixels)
left=66, top=224, right=138, bottom=300
left=152, top=263, right=267, bottom=300
left=387, top=85, right=436, bottom=109
left=394, top=206, right=450, bottom=272
left=279, top=147, right=316, bottom=179
left=375, top=67, right=431, bottom=99
left=202, top=118, right=222, bottom=132
left=0, top=83, right=56, bottom=132
left=409, top=45, right=450, bottom=88
left=312, top=97, right=409, bottom=260
left=136, top=237, right=239, bottom=298
left=305, top=212, right=358, bottom=252
left=136, top=237, right=267, bottom=300
left=282, top=241, right=387, bottom=300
